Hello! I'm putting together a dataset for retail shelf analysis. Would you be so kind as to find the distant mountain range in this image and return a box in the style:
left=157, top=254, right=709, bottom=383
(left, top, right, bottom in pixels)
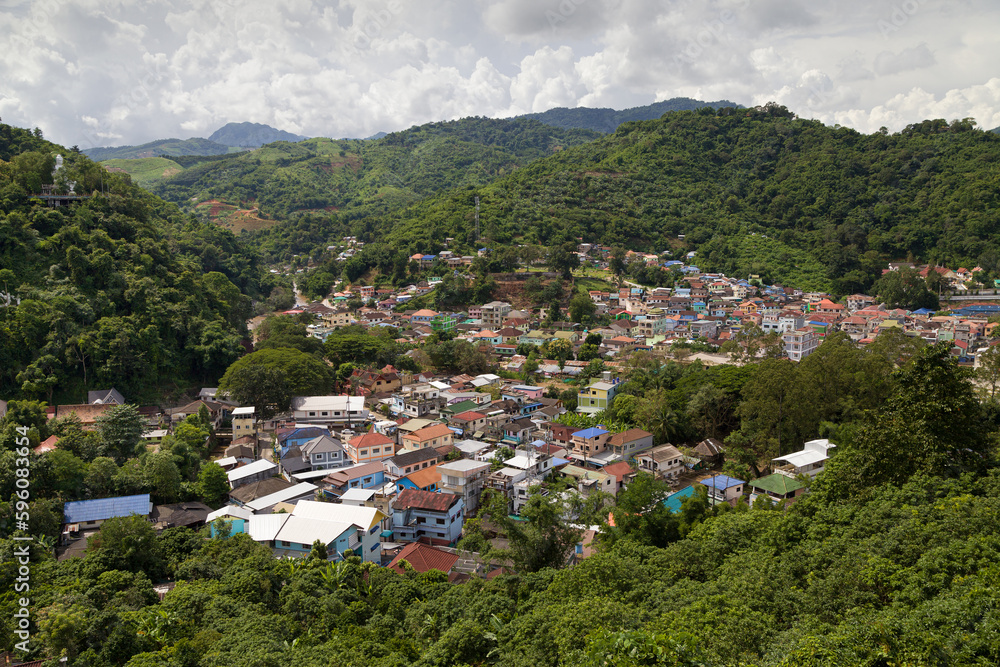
left=84, top=122, right=308, bottom=160
left=517, top=97, right=743, bottom=133
left=208, top=121, right=308, bottom=147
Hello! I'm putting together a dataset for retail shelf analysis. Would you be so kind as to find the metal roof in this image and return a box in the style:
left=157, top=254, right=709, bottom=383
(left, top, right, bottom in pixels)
left=63, top=494, right=152, bottom=523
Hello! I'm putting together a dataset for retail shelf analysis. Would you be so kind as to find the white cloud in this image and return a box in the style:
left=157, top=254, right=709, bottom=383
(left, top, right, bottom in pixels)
left=0, top=0, right=996, bottom=147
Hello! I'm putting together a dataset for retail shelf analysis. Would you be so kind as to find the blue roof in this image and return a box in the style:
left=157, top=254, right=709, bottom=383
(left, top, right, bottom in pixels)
left=574, top=427, right=609, bottom=439
left=63, top=494, right=152, bottom=524
left=912, top=308, right=935, bottom=315
left=663, top=486, right=696, bottom=513
left=699, top=475, right=744, bottom=490
left=422, top=255, right=436, bottom=260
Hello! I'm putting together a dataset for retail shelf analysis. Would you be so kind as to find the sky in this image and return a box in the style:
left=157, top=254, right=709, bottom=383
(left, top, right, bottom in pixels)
left=0, top=0, right=998, bottom=148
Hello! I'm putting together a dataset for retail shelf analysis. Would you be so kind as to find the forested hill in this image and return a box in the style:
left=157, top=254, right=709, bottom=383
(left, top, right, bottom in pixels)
left=148, top=117, right=601, bottom=237
left=0, top=123, right=276, bottom=403
left=520, top=97, right=743, bottom=133
left=82, top=137, right=238, bottom=161
left=364, top=105, right=1000, bottom=294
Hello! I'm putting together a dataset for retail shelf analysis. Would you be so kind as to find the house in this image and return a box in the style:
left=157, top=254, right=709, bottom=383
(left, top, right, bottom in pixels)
left=601, top=461, right=637, bottom=495
left=277, top=427, right=332, bottom=457
left=480, top=301, right=512, bottom=328
left=437, top=459, right=491, bottom=514
left=772, top=439, right=836, bottom=478
left=449, top=410, right=488, bottom=436
left=569, top=427, right=611, bottom=460
left=228, top=477, right=294, bottom=506
left=693, top=438, right=725, bottom=466
left=400, top=423, right=455, bottom=452
left=344, top=432, right=397, bottom=465
left=384, top=448, right=440, bottom=479
left=391, top=489, right=465, bottom=546
left=350, top=366, right=402, bottom=396
left=783, top=327, right=819, bottom=361
left=607, top=428, right=654, bottom=459
left=298, top=434, right=348, bottom=471
left=635, top=444, right=684, bottom=479
left=499, top=417, right=535, bottom=446
left=232, top=407, right=256, bottom=436
left=245, top=482, right=318, bottom=513
left=50, top=403, right=115, bottom=430
left=699, top=475, right=745, bottom=506
left=269, top=500, right=386, bottom=563
left=748, top=474, right=806, bottom=505
left=88, top=388, right=124, bottom=405
left=321, top=462, right=386, bottom=497
left=63, top=494, right=152, bottom=531
left=291, top=396, right=369, bottom=425
left=560, top=464, right=616, bottom=497
left=577, top=374, right=622, bottom=414
left=227, top=459, right=278, bottom=489
left=397, top=466, right=442, bottom=492
left=388, top=541, right=460, bottom=577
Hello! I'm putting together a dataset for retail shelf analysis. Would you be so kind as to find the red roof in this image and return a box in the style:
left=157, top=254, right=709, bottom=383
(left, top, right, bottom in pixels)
left=389, top=541, right=459, bottom=574
left=393, top=489, right=461, bottom=512
left=453, top=410, right=486, bottom=421
left=349, top=432, right=394, bottom=447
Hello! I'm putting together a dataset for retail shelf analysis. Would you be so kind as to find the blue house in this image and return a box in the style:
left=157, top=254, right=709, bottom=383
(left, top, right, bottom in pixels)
left=278, top=427, right=332, bottom=457
left=698, top=475, right=745, bottom=505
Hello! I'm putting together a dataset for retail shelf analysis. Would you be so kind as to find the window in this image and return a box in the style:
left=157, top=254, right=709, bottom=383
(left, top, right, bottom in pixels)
left=370, top=542, right=379, bottom=551
left=363, top=477, right=372, bottom=484
left=369, top=524, right=379, bottom=535
left=308, top=411, right=316, bottom=417
left=321, top=411, right=328, bottom=416
left=436, top=518, right=445, bottom=525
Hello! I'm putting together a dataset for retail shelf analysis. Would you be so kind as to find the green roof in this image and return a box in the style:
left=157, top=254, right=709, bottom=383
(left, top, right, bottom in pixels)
left=750, top=474, right=805, bottom=495
left=442, top=399, right=480, bottom=415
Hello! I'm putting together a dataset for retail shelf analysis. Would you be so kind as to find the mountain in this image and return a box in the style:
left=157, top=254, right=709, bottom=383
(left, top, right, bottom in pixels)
left=208, top=121, right=308, bottom=147
left=148, top=117, right=601, bottom=236
left=0, top=121, right=270, bottom=403
left=355, top=107, right=998, bottom=293
left=82, top=136, right=237, bottom=161
left=520, top=97, right=743, bottom=133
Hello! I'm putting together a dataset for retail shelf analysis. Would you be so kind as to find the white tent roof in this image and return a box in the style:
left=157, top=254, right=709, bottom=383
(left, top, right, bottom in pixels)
left=247, top=514, right=289, bottom=542
left=227, top=459, right=277, bottom=483
left=246, top=482, right=318, bottom=512
left=274, top=516, right=352, bottom=546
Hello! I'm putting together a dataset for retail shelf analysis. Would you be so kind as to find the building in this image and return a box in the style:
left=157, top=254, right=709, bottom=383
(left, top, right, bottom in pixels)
left=569, top=427, right=611, bottom=460
left=607, top=428, right=654, bottom=459
left=773, top=439, right=836, bottom=478
left=699, top=475, right=745, bottom=506
left=384, top=448, right=440, bottom=479
left=635, top=444, right=685, bottom=479
left=321, top=462, right=386, bottom=497
left=748, top=474, right=806, bottom=505
left=63, top=494, right=152, bottom=531
left=291, top=396, right=369, bottom=425
left=437, top=459, right=491, bottom=514
left=232, top=406, right=256, bottom=435
left=783, top=327, right=819, bottom=361
left=577, top=374, right=622, bottom=414
left=480, top=301, right=512, bottom=328
left=400, top=423, right=455, bottom=452
left=391, top=489, right=465, bottom=546
left=227, top=459, right=278, bottom=489
left=344, top=432, right=397, bottom=465
left=268, top=500, right=386, bottom=563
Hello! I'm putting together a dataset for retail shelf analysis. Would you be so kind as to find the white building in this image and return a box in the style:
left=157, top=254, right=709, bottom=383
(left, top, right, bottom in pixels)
left=291, top=396, right=369, bottom=425
left=773, top=439, right=836, bottom=478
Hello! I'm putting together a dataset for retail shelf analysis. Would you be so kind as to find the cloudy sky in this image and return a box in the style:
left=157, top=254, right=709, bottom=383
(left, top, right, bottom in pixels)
left=1, top=0, right=997, bottom=148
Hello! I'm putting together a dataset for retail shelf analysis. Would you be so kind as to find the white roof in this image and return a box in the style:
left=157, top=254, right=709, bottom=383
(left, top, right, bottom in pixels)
left=495, top=467, right=528, bottom=479
left=456, top=439, right=489, bottom=453
left=246, top=482, right=318, bottom=512
left=291, top=499, right=384, bottom=529
left=215, top=456, right=238, bottom=468
left=438, top=459, right=490, bottom=474
left=340, top=488, right=377, bottom=502
left=142, top=429, right=168, bottom=438
left=291, top=469, right=335, bottom=481
left=773, top=450, right=830, bottom=468
left=429, top=381, right=451, bottom=390
left=274, top=515, right=352, bottom=546
left=291, top=395, right=366, bottom=412
left=232, top=406, right=256, bottom=416
left=247, top=513, right=289, bottom=542
left=207, top=505, right=252, bottom=522
left=227, top=459, right=277, bottom=482
left=504, top=453, right=543, bottom=469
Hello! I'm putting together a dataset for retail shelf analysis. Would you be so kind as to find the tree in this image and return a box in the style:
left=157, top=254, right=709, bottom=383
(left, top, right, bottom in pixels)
left=603, top=472, right=679, bottom=548
left=309, top=539, right=329, bottom=561
left=219, top=348, right=333, bottom=414
left=976, top=344, right=1000, bottom=402
left=87, top=514, right=164, bottom=575
left=569, top=292, right=597, bottom=324
left=85, top=456, right=119, bottom=497
left=95, top=404, right=146, bottom=465
left=822, top=342, right=990, bottom=495
left=548, top=241, right=580, bottom=279
left=198, top=462, right=230, bottom=507
left=545, top=338, right=575, bottom=370
left=145, top=451, right=181, bottom=503
left=462, top=490, right=582, bottom=573
left=609, top=247, right=627, bottom=277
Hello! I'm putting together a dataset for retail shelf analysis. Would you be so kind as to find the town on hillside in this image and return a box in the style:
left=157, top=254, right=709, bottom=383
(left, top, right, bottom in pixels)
left=23, top=242, right=1000, bottom=579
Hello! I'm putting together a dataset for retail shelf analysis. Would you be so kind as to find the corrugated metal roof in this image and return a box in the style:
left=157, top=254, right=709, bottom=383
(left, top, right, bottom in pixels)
left=63, top=494, right=152, bottom=523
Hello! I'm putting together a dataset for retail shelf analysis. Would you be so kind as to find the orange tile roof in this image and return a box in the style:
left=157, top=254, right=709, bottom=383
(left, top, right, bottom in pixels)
left=350, top=432, right=394, bottom=448
left=389, top=541, right=459, bottom=574
left=405, top=423, right=454, bottom=442
left=403, top=465, right=441, bottom=490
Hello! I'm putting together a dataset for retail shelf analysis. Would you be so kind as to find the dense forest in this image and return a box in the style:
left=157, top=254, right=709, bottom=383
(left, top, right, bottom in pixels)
left=143, top=117, right=601, bottom=252
left=520, top=96, right=742, bottom=134
left=0, top=123, right=276, bottom=403
left=337, top=105, right=999, bottom=294
left=2, top=342, right=1000, bottom=666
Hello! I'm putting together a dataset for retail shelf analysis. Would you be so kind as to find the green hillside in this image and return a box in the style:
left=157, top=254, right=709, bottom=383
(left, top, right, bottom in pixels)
left=149, top=117, right=602, bottom=231
left=101, top=157, right=184, bottom=187
left=356, top=105, right=1000, bottom=293
left=521, top=96, right=742, bottom=133
left=0, top=123, right=275, bottom=403
left=83, top=137, right=237, bottom=161
left=208, top=121, right=308, bottom=147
